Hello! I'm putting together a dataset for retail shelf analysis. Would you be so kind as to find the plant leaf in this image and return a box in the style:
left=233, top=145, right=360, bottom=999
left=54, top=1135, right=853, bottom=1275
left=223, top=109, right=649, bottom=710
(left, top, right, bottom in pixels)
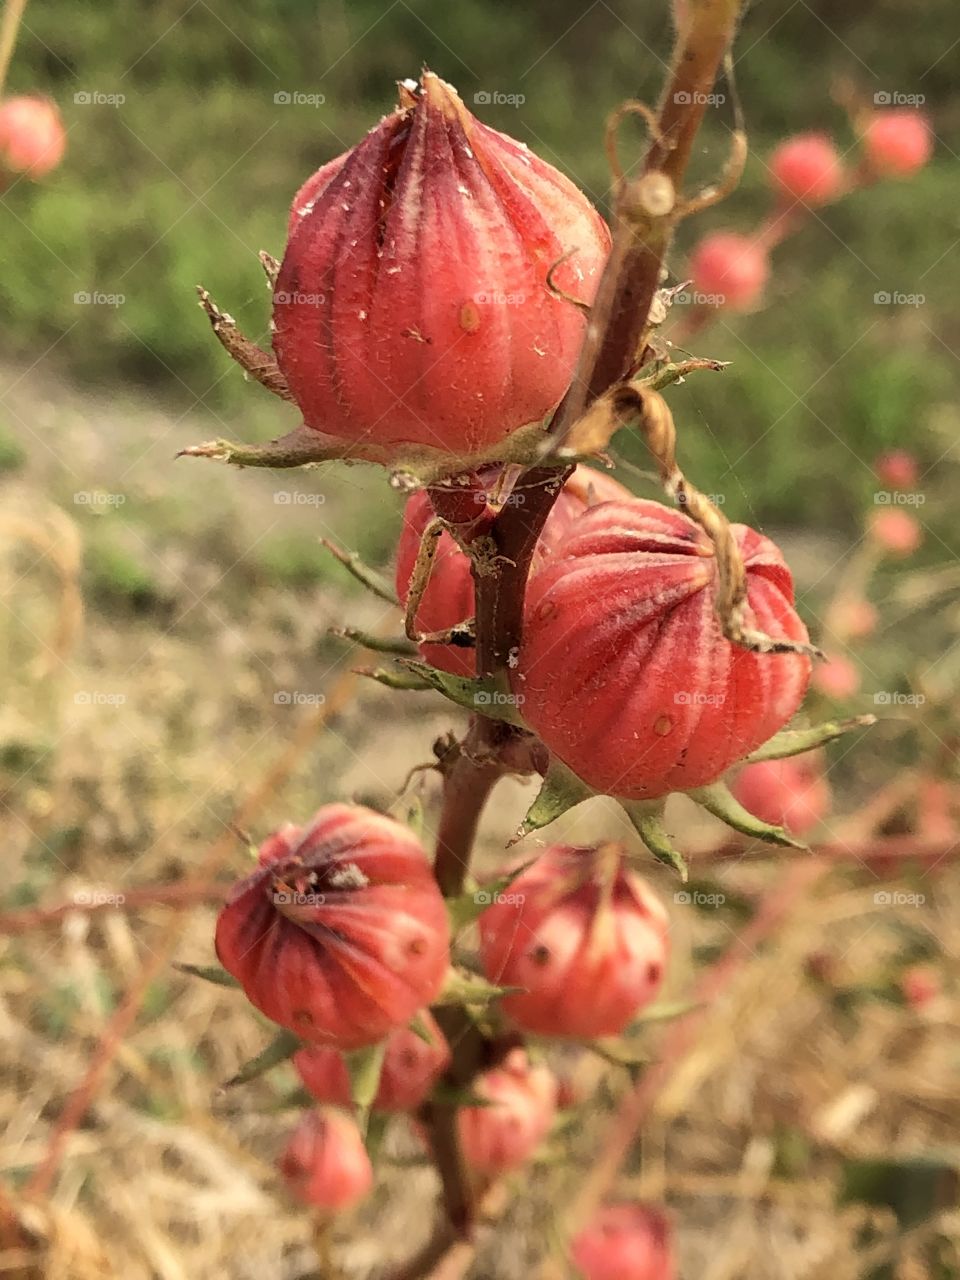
left=175, top=963, right=240, bottom=988
left=224, top=1029, right=302, bottom=1087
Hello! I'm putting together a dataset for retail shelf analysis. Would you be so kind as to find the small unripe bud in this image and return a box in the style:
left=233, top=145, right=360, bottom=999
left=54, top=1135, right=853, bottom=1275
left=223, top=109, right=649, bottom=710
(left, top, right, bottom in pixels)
left=869, top=509, right=922, bottom=557
left=215, top=805, right=450, bottom=1049
left=732, top=756, right=830, bottom=837
left=457, top=1049, right=557, bottom=1175
left=770, top=133, right=844, bottom=205
left=0, top=96, right=65, bottom=180
left=874, top=449, right=919, bottom=491
left=831, top=596, right=878, bottom=640
left=864, top=110, right=932, bottom=177
left=900, top=964, right=939, bottom=1011
left=294, top=1011, right=450, bottom=1112
left=479, top=844, right=669, bottom=1038
left=689, top=231, right=769, bottom=310
left=572, top=1202, right=676, bottom=1280
left=811, top=655, right=860, bottom=700
left=278, top=1108, right=373, bottom=1210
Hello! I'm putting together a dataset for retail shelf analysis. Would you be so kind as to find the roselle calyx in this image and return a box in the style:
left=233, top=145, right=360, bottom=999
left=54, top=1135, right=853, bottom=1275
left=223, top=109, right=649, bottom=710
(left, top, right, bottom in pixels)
left=273, top=73, right=610, bottom=470
left=456, top=1048, right=558, bottom=1175
left=512, top=499, right=811, bottom=801
left=278, top=1108, right=373, bottom=1211
left=215, top=804, right=450, bottom=1049
left=479, top=843, right=669, bottom=1038
left=395, top=465, right=631, bottom=675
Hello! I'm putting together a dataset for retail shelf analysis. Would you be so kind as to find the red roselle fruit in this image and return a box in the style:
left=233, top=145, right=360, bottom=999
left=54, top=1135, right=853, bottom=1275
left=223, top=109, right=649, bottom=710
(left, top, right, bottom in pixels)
left=869, top=508, right=923, bottom=557
left=0, top=97, right=65, bottom=181
left=769, top=133, right=844, bottom=205
left=457, top=1048, right=557, bottom=1175
left=215, top=804, right=450, bottom=1048
left=479, top=844, right=669, bottom=1038
left=294, top=1011, right=450, bottom=1112
left=688, top=231, right=769, bottom=310
left=278, top=1108, right=373, bottom=1210
left=874, top=449, right=919, bottom=491
left=863, top=110, right=932, bottom=177
left=395, top=465, right=630, bottom=675
left=274, top=72, right=610, bottom=462
left=512, top=500, right=811, bottom=801
left=572, top=1203, right=676, bottom=1280
left=811, top=654, right=861, bottom=700
left=732, top=756, right=830, bottom=838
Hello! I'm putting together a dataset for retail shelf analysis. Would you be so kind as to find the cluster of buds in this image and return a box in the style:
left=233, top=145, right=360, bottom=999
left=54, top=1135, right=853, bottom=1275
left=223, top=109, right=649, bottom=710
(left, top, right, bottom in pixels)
left=688, top=106, right=932, bottom=313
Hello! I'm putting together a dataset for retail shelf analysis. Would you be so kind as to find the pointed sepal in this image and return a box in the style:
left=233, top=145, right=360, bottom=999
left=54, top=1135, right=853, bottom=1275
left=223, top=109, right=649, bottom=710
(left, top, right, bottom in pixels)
left=224, top=1028, right=302, bottom=1088
left=622, top=802, right=689, bottom=880
left=746, top=714, right=876, bottom=763
left=175, top=962, right=240, bottom=988
left=691, top=781, right=807, bottom=849
left=513, top=756, right=595, bottom=842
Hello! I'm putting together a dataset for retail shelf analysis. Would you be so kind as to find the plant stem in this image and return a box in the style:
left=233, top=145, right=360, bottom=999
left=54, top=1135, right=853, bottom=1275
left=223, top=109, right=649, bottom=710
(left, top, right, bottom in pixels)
left=0, top=0, right=27, bottom=99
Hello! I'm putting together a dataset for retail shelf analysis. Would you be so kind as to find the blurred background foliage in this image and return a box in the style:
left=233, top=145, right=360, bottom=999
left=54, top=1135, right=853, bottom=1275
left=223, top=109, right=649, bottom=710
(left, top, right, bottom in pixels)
left=0, top=0, right=957, bottom=535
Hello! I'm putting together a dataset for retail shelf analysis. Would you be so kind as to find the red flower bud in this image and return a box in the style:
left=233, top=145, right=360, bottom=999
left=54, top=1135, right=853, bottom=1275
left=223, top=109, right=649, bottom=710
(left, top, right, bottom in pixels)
left=215, top=804, right=450, bottom=1049
left=831, top=596, right=878, bottom=640
left=457, top=1048, right=557, bottom=1175
left=689, top=231, right=768, bottom=310
left=274, top=73, right=610, bottom=463
left=395, top=465, right=630, bottom=674
left=869, top=508, right=922, bottom=557
left=572, top=1203, right=676, bottom=1280
left=770, top=133, right=843, bottom=205
left=278, top=1108, right=373, bottom=1210
left=874, top=449, right=919, bottom=491
left=293, top=1011, right=450, bottom=1112
left=479, top=844, right=668, bottom=1038
left=900, top=964, right=939, bottom=1011
left=512, top=500, right=811, bottom=800
left=864, top=110, right=932, bottom=177
left=811, top=655, right=860, bottom=700
left=732, top=756, right=830, bottom=837
left=0, top=96, right=65, bottom=180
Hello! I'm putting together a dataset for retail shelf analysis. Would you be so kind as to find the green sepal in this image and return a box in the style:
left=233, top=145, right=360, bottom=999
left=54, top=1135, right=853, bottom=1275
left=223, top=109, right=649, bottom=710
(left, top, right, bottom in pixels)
left=343, top=1042, right=387, bottom=1131
left=629, top=998, right=700, bottom=1026
left=445, top=859, right=535, bottom=932
left=398, top=661, right=527, bottom=724
left=398, top=794, right=426, bottom=841
left=746, top=714, right=876, bottom=763
left=622, top=803, right=688, bottom=880
left=318, top=539, right=398, bottom=603
left=408, top=1011, right=435, bottom=1046
left=514, top=757, right=595, bottom=841
left=175, top=963, right=241, bottom=988
left=358, top=665, right=436, bottom=692
left=224, top=1028, right=302, bottom=1088
left=690, top=781, right=806, bottom=849
left=434, top=967, right=524, bottom=1007
left=330, top=625, right=415, bottom=655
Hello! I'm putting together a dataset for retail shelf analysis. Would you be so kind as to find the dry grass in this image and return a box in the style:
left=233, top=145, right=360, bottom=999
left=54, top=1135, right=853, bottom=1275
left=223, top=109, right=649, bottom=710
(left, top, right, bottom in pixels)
left=1, top=369, right=958, bottom=1279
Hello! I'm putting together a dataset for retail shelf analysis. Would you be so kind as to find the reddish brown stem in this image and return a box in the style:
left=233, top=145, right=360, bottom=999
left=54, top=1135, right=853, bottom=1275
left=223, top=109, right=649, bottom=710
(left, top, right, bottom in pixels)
left=0, top=880, right=229, bottom=935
